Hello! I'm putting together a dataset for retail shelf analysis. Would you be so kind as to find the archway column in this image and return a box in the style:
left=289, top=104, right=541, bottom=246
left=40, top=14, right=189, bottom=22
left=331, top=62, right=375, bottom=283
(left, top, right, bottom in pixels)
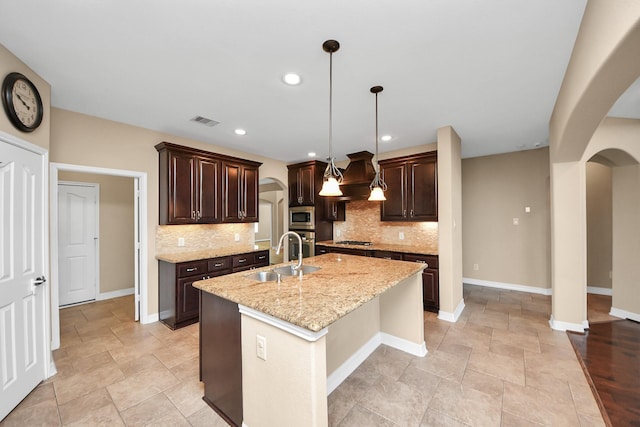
left=550, top=160, right=588, bottom=331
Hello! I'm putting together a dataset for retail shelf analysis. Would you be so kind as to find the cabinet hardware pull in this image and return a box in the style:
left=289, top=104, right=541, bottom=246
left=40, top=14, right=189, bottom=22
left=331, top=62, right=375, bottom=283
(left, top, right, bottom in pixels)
left=298, top=196, right=303, bottom=204
left=238, top=259, right=247, bottom=263
left=214, top=263, right=223, bottom=267
left=403, top=209, right=406, bottom=217
left=258, top=256, right=265, bottom=260
left=410, top=209, right=414, bottom=217
left=416, top=260, right=426, bottom=264
left=191, top=211, right=196, bottom=220
left=186, top=267, right=197, bottom=272
left=384, top=257, right=391, bottom=260
left=197, top=211, right=202, bottom=220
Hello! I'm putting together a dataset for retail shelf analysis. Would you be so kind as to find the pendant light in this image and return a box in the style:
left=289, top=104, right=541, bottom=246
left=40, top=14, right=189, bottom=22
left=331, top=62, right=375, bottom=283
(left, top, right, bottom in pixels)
left=368, top=85, right=388, bottom=201
left=319, top=39, right=343, bottom=197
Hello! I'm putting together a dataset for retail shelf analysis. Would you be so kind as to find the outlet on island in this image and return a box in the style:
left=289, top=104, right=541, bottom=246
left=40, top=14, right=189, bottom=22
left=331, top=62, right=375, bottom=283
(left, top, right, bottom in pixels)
left=178, top=237, right=185, bottom=247
left=398, top=232, right=405, bottom=240
left=256, top=335, right=267, bottom=361
left=234, top=233, right=240, bottom=242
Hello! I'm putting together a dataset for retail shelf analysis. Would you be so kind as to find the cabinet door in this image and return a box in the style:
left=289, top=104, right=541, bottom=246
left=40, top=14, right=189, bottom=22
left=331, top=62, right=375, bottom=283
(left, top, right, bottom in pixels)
left=197, top=157, right=222, bottom=223
left=222, top=161, right=241, bottom=222
left=169, top=151, right=197, bottom=224
left=298, top=164, right=316, bottom=205
left=409, top=157, right=437, bottom=221
left=422, top=269, right=439, bottom=312
left=288, top=167, right=301, bottom=206
left=323, top=198, right=345, bottom=221
left=380, top=161, right=407, bottom=221
left=241, top=164, right=259, bottom=222
left=176, top=276, right=202, bottom=322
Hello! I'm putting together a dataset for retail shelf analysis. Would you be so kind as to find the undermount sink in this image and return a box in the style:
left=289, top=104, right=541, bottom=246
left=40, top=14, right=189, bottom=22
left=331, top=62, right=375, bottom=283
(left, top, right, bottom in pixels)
left=245, top=271, right=279, bottom=282
left=273, top=265, right=321, bottom=276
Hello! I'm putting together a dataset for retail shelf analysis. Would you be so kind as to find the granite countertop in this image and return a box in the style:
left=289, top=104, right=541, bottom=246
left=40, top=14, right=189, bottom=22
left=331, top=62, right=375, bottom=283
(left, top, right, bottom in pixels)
left=156, top=245, right=260, bottom=263
left=316, top=240, right=438, bottom=256
left=193, top=253, right=424, bottom=332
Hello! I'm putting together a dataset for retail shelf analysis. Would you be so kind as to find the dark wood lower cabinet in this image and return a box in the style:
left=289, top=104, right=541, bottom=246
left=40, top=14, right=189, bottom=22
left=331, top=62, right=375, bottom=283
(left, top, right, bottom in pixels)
left=200, top=292, right=242, bottom=426
left=421, top=268, right=439, bottom=313
left=158, top=250, right=268, bottom=330
left=316, top=245, right=439, bottom=312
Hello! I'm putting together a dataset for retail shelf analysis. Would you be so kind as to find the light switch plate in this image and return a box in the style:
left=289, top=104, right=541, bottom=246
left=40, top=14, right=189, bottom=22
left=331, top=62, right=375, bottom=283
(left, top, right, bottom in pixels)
left=256, top=335, right=267, bottom=361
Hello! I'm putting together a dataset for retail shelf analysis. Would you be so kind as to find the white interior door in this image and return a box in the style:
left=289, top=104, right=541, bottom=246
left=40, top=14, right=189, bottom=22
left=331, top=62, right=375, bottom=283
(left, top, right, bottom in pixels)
left=58, top=183, right=98, bottom=306
left=0, top=140, right=47, bottom=421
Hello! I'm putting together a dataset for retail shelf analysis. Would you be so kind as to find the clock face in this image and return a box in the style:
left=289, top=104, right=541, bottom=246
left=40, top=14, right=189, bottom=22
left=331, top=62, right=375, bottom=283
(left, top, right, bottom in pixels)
left=2, top=72, right=43, bottom=132
left=12, top=79, right=40, bottom=127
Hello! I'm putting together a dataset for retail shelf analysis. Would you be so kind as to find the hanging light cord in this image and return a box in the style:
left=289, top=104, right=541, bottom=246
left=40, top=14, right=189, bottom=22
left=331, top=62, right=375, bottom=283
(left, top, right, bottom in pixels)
left=325, top=47, right=343, bottom=182
left=370, top=88, right=387, bottom=191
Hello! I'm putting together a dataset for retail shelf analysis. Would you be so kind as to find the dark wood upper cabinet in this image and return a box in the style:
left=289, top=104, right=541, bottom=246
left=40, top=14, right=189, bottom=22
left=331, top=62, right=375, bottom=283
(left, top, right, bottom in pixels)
left=156, top=142, right=261, bottom=225
left=222, top=160, right=259, bottom=223
left=379, top=152, right=437, bottom=222
left=288, top=160, right=326, bottom=207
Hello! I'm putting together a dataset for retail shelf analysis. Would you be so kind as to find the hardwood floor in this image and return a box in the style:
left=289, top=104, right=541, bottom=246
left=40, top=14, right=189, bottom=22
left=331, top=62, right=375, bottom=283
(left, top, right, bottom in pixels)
left=568, top=319, right=640, bottom=427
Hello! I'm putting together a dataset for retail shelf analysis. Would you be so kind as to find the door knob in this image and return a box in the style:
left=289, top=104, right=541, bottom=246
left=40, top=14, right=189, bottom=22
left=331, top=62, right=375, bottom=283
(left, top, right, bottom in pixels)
left=34, top=276, right=47, bottom=286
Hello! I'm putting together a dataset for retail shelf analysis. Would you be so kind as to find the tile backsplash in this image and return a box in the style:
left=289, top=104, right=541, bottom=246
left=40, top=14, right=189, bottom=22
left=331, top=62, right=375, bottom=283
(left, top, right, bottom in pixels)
left=333, top=200, right=438, bottom=248
left=156, top=223, right=255, bottom=254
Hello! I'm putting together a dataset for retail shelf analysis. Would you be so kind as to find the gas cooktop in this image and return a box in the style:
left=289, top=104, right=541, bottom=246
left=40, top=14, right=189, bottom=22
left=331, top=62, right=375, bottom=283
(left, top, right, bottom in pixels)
left=335, top=240, right=374, bottom=246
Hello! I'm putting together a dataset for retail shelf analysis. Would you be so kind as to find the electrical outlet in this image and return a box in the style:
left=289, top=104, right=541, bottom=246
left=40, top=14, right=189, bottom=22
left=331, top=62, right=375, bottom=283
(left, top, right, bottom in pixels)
left=398, top=232, right=405, bottom=240
left=337, top=230, right=342, bottom=237
left=256, top=335, right=267, bottom=360
left=178, top=237, right=185, bottom=247
left=473, top=263, right=479, bottom=271
left=234, top=233, right=240, bottom=242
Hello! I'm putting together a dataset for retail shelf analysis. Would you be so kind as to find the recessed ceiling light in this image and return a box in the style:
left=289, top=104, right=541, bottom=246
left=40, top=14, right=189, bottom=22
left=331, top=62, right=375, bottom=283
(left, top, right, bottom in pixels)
left=234, top=129, right=247, bottom=135
left=307, top=152, right=316, bottom=157
left=381, top=135, right=393, bottom=142
left=283, top=73, right=302, bottom=86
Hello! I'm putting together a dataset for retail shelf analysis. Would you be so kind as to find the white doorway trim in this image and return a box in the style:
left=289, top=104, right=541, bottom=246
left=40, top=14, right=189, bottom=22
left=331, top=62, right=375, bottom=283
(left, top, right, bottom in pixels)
left=50, top=162, right=149, bottom=351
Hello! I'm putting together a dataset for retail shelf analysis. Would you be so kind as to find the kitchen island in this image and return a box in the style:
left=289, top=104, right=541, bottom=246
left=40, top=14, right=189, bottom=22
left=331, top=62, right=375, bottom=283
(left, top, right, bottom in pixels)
left=193, top=253, right=426, bottom=426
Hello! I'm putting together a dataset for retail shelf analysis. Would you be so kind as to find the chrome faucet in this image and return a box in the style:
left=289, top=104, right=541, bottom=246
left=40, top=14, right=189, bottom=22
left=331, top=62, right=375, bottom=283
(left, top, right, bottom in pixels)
left=276, top=231, right=303, bottom=272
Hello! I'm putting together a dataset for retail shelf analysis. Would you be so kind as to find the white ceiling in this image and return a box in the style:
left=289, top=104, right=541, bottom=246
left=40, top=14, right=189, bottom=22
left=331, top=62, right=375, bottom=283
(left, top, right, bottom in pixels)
left=3, top=0, right=631, bottom=164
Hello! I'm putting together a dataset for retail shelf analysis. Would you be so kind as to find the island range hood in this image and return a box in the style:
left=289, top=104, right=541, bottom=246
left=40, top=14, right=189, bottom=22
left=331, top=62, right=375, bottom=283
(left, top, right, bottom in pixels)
left=335, top=151, right=377, bottom=201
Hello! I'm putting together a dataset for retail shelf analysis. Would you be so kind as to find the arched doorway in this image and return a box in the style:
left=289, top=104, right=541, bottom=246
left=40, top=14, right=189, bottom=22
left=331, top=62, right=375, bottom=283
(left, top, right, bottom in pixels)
left=257, top=177, right=287, bottom=264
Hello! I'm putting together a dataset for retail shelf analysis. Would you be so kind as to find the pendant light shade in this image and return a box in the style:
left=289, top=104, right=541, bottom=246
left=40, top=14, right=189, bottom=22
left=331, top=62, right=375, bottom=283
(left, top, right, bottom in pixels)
left=319, top=39, right=343, bottom=197
left=368, top=85, right=388, bottom=201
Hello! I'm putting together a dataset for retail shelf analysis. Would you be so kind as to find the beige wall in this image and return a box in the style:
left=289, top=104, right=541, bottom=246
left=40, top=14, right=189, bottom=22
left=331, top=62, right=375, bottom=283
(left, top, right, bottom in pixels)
left=58, top=172, right=135, bottom=294
left=462, top=147, right=551, bottom=289
left=0, top=44, right=51, bottom=149
left=585, top=162, right=612, bottom=289
left=50, top=107, right=288, bottom=318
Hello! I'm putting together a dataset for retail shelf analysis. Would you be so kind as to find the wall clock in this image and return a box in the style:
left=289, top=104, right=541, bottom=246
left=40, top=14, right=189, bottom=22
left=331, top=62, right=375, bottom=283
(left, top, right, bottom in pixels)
left=2, top=72, right=43, bottom=133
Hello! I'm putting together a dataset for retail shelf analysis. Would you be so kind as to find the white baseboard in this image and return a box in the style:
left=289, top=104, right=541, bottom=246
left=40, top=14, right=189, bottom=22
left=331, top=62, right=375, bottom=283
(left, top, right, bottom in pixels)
left=97, top=287, right=135, bottom=301
left=549, top=315, right=587, bottom=332
left=586, top=286, right=613, bottom=296
left=380, top=332, right=428, bottom=357
left=327, top=334, right=380, bottom=395
left=142, top=313, right=159, bottom=324
left=326, top=331, right=428, bottom=395
left=463, top=278, right=552, bottom=295
left=438, top=299, right=465, bottom=323
left=609, top=307, right=640, bottom=322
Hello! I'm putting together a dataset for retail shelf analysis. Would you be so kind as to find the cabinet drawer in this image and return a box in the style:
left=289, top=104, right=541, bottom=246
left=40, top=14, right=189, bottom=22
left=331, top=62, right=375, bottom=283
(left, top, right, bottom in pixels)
left=207, top=257, right=231, bottom=272
left=403, top=253, right=438, bottom=269
left=373, top=251, right=403, bottom=260
left=232, top=254, right=251, bottom=268
left=253, top=251, right=269, bottom=265
left=177, top=261, right=208, bottom=278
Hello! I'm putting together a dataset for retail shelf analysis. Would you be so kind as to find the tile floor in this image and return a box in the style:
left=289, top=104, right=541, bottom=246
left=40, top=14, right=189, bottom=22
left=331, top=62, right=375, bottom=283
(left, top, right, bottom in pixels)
left=1, top=285, right=612, bottom=426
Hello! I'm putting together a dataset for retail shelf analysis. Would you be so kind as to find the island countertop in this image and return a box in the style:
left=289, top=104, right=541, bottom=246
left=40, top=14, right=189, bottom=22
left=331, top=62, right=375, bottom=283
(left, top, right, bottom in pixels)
left=316, top=240, right=438, bottom=256
left=192, top=253, right=425, bottom=332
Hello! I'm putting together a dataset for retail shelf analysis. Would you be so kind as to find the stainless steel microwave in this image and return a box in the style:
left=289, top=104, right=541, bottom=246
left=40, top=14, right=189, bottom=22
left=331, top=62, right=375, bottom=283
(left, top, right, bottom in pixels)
left=289, top=206, right=315, bottom=230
